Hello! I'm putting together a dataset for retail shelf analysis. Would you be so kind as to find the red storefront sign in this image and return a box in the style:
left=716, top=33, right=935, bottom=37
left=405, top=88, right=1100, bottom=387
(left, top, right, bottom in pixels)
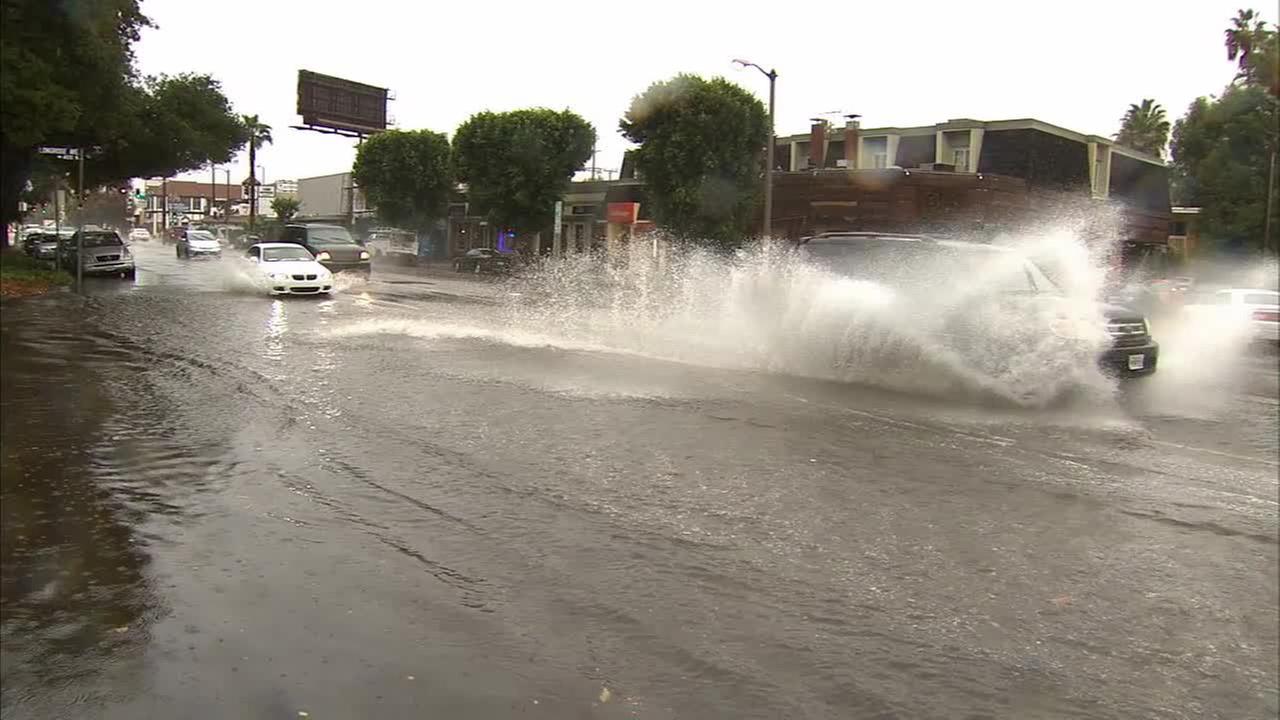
left=607, top=202, right=640, bottom=224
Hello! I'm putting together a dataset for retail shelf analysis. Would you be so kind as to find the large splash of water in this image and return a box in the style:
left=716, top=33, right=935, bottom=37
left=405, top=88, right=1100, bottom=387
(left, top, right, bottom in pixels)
left=499, top=230, right=1118, bottom=406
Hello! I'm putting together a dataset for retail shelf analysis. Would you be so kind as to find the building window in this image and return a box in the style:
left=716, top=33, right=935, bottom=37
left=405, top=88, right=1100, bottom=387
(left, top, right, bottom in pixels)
left=1170, top=221, right=1187, bottom=236
left=952, top=148, right=970, bottom=172
left=188, top=197, right=204, bottom=213
left=872, top=153, right=887, bottom=169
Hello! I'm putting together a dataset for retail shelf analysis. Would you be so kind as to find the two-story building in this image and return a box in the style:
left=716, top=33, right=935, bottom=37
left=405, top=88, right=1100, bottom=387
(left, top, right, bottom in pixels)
left=769, top=117, right=1171, bottom=248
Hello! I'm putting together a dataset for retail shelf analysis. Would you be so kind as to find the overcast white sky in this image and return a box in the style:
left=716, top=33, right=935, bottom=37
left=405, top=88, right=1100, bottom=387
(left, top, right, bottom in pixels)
left=134, top=0, right=1271, bottom=184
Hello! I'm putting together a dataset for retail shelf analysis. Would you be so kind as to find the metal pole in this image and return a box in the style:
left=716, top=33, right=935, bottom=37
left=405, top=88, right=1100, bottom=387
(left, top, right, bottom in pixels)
left=76, top=149, right=84, bottom=293
left=53, top=181, right=60, bottom=270
left=248, top=139, right=257, bottom=232
left=348, top=137, right=363, bottom=228
left=210, top=164, right=217, bottom=225
left=162, top=178, right=168, bottom=232
left=764, top=69, right=776, bottom=239
left=1265, top=150, right=1277, bottom=256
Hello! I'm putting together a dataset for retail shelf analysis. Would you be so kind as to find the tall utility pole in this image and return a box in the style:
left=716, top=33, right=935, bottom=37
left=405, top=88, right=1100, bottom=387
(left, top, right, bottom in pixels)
left=210, top=164, right=217, bottom=223
left=248, top=138, right=258, bottom=231
left=162, top=178, right=169, bottom=232
left=1265, top=149, right=1277, bottom=256
left=733, top=58, right=778, bottom=238
left=76, top=150, right=84, bottom=293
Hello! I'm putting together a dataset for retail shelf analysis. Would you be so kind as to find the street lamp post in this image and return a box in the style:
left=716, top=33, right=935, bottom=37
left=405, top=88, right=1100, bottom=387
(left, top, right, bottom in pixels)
left=733, top=58, right=778, bottom=239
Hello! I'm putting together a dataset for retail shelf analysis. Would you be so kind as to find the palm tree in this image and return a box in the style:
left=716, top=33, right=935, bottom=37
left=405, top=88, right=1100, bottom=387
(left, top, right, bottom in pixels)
left=1114, top=99, right=1171, bottom=158
left=1225, top=9, right=1265, bottom=75
left=242, top=114, right=273, bottom=229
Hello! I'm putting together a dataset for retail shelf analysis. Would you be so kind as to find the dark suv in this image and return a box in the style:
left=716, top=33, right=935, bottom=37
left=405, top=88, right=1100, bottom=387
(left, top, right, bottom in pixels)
left=797, top=232, right=1158, bottom=379
left=277, top=223, right=371, bottom=275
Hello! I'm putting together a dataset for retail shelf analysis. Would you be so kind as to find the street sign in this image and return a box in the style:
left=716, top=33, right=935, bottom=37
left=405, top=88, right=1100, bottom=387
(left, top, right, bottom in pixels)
left=37, top=146, right=78, bottom=157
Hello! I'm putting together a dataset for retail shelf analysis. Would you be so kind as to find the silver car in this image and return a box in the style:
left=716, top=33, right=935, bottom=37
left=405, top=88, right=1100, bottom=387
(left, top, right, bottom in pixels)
left=62, top=229, right=136, bottom=278
left=177, top=229, right=222, bottom=259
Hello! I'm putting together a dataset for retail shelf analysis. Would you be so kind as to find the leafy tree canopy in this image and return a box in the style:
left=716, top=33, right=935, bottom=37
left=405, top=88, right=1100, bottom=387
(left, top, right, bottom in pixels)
left=1171, top=84, right=1277, bottom=251
left=271, top=196, right=300, bottom=222
left=1, top=1, right=246, bottom=226
left=1171, top=9, right=1278, bottom=253
left=1114, top=99, right=1170, bottom=158
left=351, top=129, right=452, bottom=230
left=619, top=74, right=768, bottom=248
left=453, top=109, right=595, bottom=237
left=1225, top=8, right=1279, bottom=96
left=86, top=74, right=248, bottom=188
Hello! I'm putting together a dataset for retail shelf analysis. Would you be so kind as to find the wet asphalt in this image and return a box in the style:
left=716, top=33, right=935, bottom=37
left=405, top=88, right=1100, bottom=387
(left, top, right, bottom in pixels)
left=1, top=241, right=1277, bottom=719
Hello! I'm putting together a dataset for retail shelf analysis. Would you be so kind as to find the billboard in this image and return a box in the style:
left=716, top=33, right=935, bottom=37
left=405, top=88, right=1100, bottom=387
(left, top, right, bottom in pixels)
left=296, top=70, right=388, bottom=136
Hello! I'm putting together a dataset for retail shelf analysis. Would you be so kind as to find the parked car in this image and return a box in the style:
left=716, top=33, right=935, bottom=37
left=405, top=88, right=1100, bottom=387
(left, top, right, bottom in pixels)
left=1183, top=288, right=1279, bottom=343
left=129, top=228, right=152, bottom=242
left=276, top=223, right=371, bottom=275
left=243, top=243, right=334, bottom=296
left=21, top=230, right=47, bottom=255
left=60, top=229, right=135, bottom=278
left=365, top=227, right=419, bottom=265
left=795, top=232, right=1159, bottom=379
left=453, top=247, right=514, bottom=274
left=25, top=231, right=69, bottom=261
left=177, top=229, right=222, bottom=259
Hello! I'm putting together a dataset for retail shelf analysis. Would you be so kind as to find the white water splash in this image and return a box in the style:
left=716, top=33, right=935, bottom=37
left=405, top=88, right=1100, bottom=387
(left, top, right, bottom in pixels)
left=497, top=233, right=1117, bottom=406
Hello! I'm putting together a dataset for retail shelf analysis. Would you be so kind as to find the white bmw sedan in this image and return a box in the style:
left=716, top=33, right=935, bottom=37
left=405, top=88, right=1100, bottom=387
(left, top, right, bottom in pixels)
left=245, top=243, right=334, bottom=295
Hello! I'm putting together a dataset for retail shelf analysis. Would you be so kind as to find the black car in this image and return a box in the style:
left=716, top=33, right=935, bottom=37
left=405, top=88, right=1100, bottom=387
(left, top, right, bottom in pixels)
left=277, top=223, right=371, bottom=275
left=797, top=232, right=1158, bottom=379
left=453, top=247, right=514, bottom=274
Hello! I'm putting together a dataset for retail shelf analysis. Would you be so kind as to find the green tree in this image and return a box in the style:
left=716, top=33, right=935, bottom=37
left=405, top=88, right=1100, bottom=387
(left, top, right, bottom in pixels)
left=351, top=129, right=451, bottom=230
left=242, top=114, right=272, bottom=228
left=0, top=2, right=245, bottom=235
left=271, top=196, right=300, bottom=222
left=1170, top=10, right=1279, bottom=253
left=1114, top=99, right=1171, bottom=157
left=1171, top=84, right=1278, bottom=252
left=1225, top=8, right=1279, bottom=97
left=619, top=74, right=768, bottom=248
left=0, top=0, right=149, bottom=229
left=86, top=74, right=248, bottom=187
left=453, top=109, right=595, bottom=240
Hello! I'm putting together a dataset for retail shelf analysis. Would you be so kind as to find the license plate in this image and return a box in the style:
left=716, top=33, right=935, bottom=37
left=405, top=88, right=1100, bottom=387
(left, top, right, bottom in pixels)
left=1128, top=354, right=1145, bottom=371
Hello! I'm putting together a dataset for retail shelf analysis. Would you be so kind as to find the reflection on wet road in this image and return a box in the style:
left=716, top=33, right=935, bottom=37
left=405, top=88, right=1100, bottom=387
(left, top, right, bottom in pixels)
left=2, top=242, right=1277, bottom=719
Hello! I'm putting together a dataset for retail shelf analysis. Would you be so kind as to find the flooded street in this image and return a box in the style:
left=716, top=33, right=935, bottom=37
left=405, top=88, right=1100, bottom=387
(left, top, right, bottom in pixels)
left=2, top=241, right=1277, bottom=719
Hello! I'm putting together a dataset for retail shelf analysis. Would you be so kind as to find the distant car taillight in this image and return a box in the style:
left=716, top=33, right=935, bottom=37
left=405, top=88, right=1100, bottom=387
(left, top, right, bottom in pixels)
left=1251, top=309, right=1279, bottom=322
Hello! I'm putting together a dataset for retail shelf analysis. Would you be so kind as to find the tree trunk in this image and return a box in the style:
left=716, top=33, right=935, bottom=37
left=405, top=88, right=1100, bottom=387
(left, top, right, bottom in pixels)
left=248, top=142, right=257, bottom=231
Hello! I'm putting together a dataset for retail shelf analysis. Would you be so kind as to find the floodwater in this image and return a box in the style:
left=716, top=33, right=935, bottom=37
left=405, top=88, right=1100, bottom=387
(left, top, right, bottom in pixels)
left=1, top=241, right=1277, bottom=719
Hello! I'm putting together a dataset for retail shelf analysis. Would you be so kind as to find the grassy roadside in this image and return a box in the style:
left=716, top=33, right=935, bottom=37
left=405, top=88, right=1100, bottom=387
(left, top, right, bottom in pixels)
left=0, top=249, right=72, bottom=298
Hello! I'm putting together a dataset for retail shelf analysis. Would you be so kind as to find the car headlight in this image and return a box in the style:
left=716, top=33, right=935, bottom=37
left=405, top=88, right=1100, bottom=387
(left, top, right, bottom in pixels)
left=269, top=272, right=289, bottom=281
left=315, top=251, right=331, bottom=261
left=359, top=250, right=370, bottom=260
